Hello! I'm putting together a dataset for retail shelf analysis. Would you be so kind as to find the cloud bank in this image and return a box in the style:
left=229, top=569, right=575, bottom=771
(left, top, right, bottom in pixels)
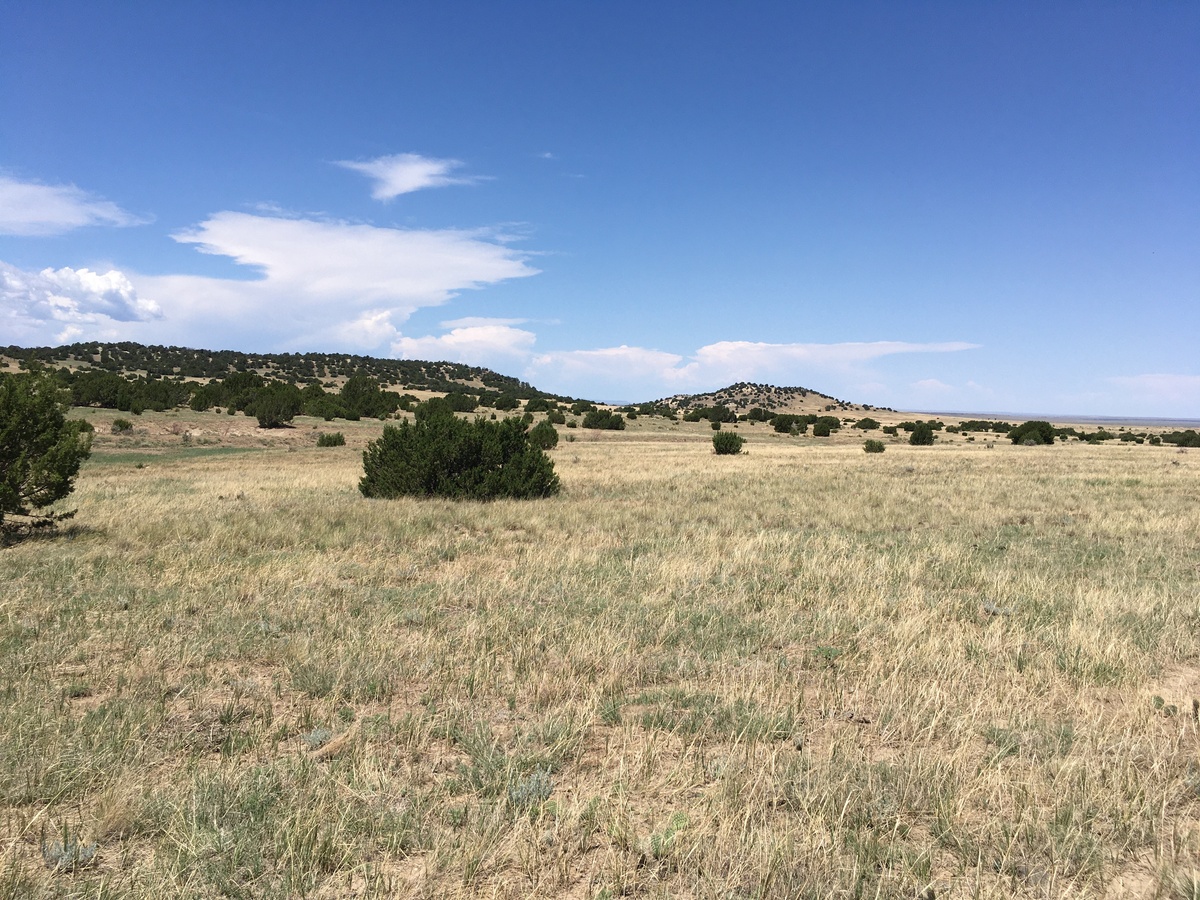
left=0, top=262, right=161, bottom=344
left=0, top=175, right=147, bottom=236
left=335, top=153, right=479, bottom=200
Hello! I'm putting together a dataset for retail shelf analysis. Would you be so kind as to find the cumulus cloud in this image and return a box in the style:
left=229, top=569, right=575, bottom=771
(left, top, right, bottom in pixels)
left=0, top=175, right=147, bottom=236
left=119, top=211, right=540, bottom=350
left=3, top=209, right=539, bottom=352
left=392, top=323, right=537, bottom=363
left=335, top=153, right=479, bottom=200
left=0, top=261, right=161, bottom=344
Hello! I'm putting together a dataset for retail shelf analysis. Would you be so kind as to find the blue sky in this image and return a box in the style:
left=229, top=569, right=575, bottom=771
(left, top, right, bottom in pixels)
left=2, top=2, right=1197, bottom=415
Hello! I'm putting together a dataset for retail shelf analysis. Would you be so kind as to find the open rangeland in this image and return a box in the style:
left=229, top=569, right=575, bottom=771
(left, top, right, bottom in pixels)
left=2, top=414, right=1199, bottom=898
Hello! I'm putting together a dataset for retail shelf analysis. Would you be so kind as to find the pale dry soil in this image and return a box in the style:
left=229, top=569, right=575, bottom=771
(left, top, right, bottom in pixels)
left=2, top=421, right=1199, bottom=899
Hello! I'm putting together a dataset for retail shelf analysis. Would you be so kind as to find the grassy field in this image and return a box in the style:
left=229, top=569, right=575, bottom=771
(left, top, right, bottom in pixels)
left=2, top=412, right=1199, bottom=898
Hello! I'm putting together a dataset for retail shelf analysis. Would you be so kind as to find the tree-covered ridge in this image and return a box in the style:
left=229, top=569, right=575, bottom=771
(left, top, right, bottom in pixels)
left=0, top=341, right=579, bottom=426
left=1, top=341, right=562, bottom=399
left=651, top=381, right=892, bottom=416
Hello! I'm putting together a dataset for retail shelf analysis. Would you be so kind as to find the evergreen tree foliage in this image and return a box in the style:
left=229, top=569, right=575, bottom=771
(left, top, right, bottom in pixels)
left=245, top=382, right=303, bottom=428
left=359, top=405, right=559, bottom=501
left=582, top=409, right=626, bottom=430
left=0, top=372, right=93, bottom=530
left=712, top=431, right=744, bottom=454
left=528, top=419, right=559, bottom=450
left=909, top=422, right=935, bottom=445
left=1008, top=421, right=1055, bottom=445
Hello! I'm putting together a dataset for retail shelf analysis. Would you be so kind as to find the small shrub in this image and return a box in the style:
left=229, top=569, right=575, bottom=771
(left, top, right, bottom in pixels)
left=493, top=394, right=520, bottom=411
left=546, top=409, right=566, bottom=425
left=508, top=769, right=553, bottom=810
left=863, top=439, right=885, bottom=454
left=712, top=432, right=744, bottom=455
left=111, top=418, right=133, bottom=433
left=882, top=425, right=898, bottom=435
left=854, top=417, right=880, bottom=430
left=812, top=420, right=832, bottom=437
left=528, top=419, right=558, bottom=450
left=317, top=432, right=345, bottom=447
left=909, top=422, right=935, bottom=445
left=711, top=420, right=721, bottom=431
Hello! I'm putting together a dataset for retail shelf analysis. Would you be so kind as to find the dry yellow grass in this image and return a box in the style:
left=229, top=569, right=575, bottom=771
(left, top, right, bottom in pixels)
left=2, top=413, right=1199, bottom=898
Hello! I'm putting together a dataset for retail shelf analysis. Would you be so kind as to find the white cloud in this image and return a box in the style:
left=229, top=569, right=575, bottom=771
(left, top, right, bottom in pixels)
left=522, top=339, right=978, bottom=400
left=3, top=210, right=539, bottom=352
left=677, top=340, right=979, bottom=382
left=0, top=175, right=147, bottom=236
left=439, top=316, right=530, bottom=329
left=335, top=153, right=479, bottom=200
left=529, top=345, right=684, bottom=382
left=392, top=323, right=536, bottom=363
left=1108, top=374, right=1200, bottom=405
left=0, top=261, right=160, bottom=344
left=912, top=378, right=954, bottom=392
left=122, top=211, right=539, bottom=350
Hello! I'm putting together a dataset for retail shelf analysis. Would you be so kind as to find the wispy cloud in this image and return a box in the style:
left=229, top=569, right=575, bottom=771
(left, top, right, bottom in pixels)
left=1108, top=373, right=1200, bottom=406
left=439, top=316, right=530, bottom=329
left=0, top=175, right=149, bottom=236
left=335, top=153, right=480, bottom=200
left=523, top=339, right=977, bottom=398
left=2, top=210, right=538, bottom=351
left=0, top=261, right=161, bottom=344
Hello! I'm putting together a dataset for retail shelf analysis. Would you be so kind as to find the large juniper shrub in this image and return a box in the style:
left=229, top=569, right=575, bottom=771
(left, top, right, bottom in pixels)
left=245, top=382, right=303, bottom=428
left=909, top=422, right=935, bottom=445
left=359, top=402, right=559, bottom=500
left=1008, top=421, right=1055, bottom=445
left=1, top=371, right=93, bottom=531
left=582, top=409, right=626, bottom=431
left=712, top=431, right=744, bottom=455
left=528, top=419, right=559, bottom=450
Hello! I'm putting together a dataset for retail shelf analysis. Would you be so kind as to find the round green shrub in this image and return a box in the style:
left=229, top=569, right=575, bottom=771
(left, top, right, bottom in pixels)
left=359, top=406, right=559, bottom=501
left=863, top=439, right=885, bottom=453
left=111, top=418, right=133, bottom=433
left=1008, top=421, right=1055, bottom=445
left=317, top=431, right=345, bottom=447
left=712, top=431, right=744, bottom=455
left=909, top=423, right=935, bottom=445
left=528, top=419, right=559, bottom=450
